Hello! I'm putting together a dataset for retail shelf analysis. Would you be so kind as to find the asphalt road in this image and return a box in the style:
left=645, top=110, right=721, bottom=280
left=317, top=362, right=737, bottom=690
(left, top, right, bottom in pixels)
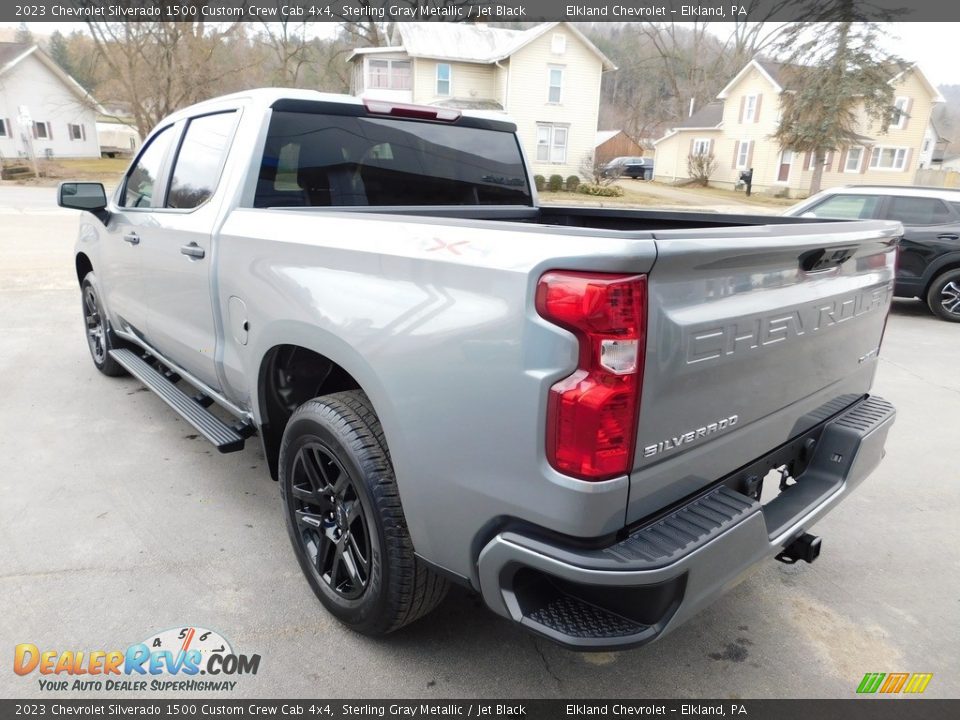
left=1, top=185, right=957, bottom=699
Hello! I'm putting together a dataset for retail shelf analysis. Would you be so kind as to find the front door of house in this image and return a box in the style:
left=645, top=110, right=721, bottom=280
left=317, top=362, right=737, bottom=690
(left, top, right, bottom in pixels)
left=777, top=150, right=793, bottom=182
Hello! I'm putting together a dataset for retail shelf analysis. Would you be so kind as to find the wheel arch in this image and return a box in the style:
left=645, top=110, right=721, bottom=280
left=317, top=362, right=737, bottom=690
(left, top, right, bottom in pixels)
left=76, top=252, right=93, bottom=286
left=254, top=340, right=394, bottom=482
left=922, top=252, right=960, bottom=296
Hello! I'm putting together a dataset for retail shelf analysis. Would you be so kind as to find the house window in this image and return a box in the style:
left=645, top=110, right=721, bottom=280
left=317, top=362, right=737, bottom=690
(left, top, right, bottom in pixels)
left=743, top=95, right=758, bottom=123
left=805, top=151, right=833, bottom=170
left=551, top=34, right=566, bottom=54
left=869, top=146, right=909, bottom=171
left=692, top=138, right=711, bottom=156
left=368, top=59, right=411, bottom=90
left=436, top=63, right=451, bottom=96
left=891, top=97, right=909, bottom=130
left=0, top=119, right=8, bottom=137
left=844, top=147, right=864, bottom=172
left=736, top=140, right=750, bottom=169
left=536, top=123, right=568, bottom=163
left=547, top=67, right=564, bottom=104
left=69, top=123, right=85, bottom=141
left=33, top=121, right=51, bottom=139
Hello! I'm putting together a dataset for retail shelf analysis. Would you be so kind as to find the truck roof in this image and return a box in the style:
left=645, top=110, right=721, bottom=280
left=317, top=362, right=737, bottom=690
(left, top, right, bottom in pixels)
left=164, top=88, right=516, bottom=127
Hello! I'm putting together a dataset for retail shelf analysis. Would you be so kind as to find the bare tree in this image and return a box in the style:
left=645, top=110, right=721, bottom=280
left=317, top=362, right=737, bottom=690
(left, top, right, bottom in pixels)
left=258, top=18, right=314, bottom=86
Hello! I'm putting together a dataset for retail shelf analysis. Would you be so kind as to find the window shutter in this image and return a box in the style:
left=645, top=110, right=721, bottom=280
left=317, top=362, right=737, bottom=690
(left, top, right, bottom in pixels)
left=738, top=96, right=746, bottom=123
left=824, top=151, right=833, bottom=172
left=804, top=151, right=812, bottom=170
left=902, top=98, right=913, bottom=130
left=47, top=122, right=53, bottom=140
left=754, top=94, right=762, bottom=123
left=746, top=141, right=754, bottom=168
left=838, top=148, right=848, bottom=172
left=80, top=124, right=86, bottom=141
left=862, top=149, right=872, bottom=173
left=689, top=138, right=695, bottom=157
left=31, top=123, right=37, bottom=139
left=707, top=139, right=714, bottom=156
left=733, top=141, right=739, bottom=168
left=903, top=148, right=913, bottom=171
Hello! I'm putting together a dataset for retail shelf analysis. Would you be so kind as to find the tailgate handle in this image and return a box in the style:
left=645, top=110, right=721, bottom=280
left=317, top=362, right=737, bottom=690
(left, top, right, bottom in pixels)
left=799, top=247, right=854, bottom=273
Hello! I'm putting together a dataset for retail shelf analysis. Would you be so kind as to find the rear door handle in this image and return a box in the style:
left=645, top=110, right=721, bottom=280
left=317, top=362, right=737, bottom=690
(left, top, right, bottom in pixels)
left=937, top=234, right=959, bottom=240
left=180, top=242, right=205, bottom=260
left=123, top=232, right=140, bottom=245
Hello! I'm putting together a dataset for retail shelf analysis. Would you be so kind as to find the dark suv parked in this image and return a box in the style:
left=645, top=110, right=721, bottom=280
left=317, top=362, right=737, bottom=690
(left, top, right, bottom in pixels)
left=602, top=156, right=654, bottom=180
left=785, top=186, right=960, bottom=321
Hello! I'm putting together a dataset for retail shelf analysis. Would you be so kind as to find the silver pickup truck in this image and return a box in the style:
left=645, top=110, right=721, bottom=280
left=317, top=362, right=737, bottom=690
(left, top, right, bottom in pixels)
left=59, top=90, right=897, bottom=650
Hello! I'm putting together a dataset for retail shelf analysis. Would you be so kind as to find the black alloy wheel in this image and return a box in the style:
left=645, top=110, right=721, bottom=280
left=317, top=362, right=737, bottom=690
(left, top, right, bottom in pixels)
left=289, top=441, right=372, bottom=600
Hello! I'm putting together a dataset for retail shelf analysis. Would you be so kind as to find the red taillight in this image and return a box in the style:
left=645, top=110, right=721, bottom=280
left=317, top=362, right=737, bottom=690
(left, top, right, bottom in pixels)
left=536, top=272, right=647, bottom=481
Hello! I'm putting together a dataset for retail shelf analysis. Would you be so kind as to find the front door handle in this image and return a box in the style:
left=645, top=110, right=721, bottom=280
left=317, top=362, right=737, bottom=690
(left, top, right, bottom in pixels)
left=180, top=242, right=206, bottom=260
left=123, top=232, right=140, bottom=245
left=937, top=233, right=959, bottom=240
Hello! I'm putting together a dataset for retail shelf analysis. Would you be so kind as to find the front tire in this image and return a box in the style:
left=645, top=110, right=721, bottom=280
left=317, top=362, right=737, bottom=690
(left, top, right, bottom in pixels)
left=279, top=390, right=448, bottom=635
left=81, top=273, right=125, bottom=376
left=926, top=269, right=960, bottom=322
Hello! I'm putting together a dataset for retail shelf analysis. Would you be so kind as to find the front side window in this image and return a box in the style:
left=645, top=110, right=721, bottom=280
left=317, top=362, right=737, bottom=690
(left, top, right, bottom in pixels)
left=736, top=140, right=750, bottom=169
left=436, top=63, right=451, bottom=96
left=167, top=112, right=236, bottom=210
left=548, top=67, right=564, bottom=104
left=804, top=194, right=882, bottom=220
left=122, top=125, right=175, bottom=208
left=884, top=196, right=953, bottom=226
left=255, top=110, right=531, bottom=207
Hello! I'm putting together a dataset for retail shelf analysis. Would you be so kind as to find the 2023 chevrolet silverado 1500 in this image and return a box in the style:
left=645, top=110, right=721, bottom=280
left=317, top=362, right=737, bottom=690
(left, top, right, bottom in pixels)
left=59, top=90, right=897, bottom=649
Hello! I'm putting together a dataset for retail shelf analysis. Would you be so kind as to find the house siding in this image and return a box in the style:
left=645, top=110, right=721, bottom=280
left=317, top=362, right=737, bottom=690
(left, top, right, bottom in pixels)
left=412, top=59, right=497, bottom=105
left=506, top=27, right=603, bottom=178
left=0, top=53, right=100, bottom=159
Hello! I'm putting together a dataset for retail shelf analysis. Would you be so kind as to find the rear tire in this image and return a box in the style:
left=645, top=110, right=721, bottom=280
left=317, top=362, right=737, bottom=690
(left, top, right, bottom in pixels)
left=926, top=269, right=960, bottom=322
left=279, top=390, right=448, bottom=635
left=80, top=273, right=126, bottom=377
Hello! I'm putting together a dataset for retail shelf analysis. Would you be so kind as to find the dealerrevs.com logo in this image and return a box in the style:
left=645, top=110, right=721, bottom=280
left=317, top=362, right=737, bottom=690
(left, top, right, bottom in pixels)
left=14, top=627, right=261, bottom=692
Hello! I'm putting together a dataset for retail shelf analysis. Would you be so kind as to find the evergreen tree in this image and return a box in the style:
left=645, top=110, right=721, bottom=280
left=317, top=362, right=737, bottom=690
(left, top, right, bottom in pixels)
left=773, top=18, right=904, bottom=194
left=48, top=31, right=73, bottom=76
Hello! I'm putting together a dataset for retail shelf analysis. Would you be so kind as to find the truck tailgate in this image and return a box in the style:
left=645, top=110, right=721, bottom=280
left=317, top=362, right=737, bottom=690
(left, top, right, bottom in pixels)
left=627, top=220, right=899, bottom=523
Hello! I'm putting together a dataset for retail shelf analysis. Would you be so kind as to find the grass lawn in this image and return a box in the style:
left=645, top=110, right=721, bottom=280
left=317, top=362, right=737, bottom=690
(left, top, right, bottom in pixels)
left=538, top=187, right=695, bottom=208
left=2, top=157, right=129, bottom=186
left=679, top=184, right=798, bottom=208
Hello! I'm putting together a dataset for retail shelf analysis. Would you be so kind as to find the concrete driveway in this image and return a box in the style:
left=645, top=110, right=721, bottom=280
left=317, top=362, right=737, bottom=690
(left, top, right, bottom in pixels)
left=1, top=185, right=957, bottom=699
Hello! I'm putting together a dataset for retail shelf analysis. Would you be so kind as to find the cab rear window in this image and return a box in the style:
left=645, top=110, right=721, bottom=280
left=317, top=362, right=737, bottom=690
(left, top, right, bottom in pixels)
left=255, top=111, right=532, bottom=208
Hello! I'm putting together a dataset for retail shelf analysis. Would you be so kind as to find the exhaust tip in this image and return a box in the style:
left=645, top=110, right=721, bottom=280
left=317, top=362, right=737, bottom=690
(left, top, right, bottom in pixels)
left=776, top=533, right=822, bottom=565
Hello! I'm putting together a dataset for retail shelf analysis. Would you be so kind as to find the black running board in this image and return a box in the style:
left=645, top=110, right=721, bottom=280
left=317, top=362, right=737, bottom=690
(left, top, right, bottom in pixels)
left=109, top=348, right=246, bottom=453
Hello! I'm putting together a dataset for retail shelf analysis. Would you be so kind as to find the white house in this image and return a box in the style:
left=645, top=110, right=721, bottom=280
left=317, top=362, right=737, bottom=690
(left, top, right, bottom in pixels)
left=348, top=23, right=616, bottom=178
left=0, top=42, right=102, bottom=161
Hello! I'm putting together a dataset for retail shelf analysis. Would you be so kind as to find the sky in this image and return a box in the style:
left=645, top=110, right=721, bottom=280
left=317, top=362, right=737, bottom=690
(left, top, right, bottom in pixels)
left=2, top=21, right=959, bottom=87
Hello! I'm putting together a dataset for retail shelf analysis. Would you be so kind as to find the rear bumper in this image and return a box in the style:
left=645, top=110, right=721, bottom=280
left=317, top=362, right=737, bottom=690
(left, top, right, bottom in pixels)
left=476, top=395, right=895, bottom=650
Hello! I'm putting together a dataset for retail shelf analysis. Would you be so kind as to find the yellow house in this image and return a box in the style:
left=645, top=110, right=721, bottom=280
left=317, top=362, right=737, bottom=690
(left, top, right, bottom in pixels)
left=653, top=57, right=945, bottom=197
left=348, top=23, right=616, bottom=178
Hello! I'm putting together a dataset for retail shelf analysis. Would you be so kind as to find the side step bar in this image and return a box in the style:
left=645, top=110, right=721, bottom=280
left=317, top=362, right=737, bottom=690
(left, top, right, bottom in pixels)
left=109, top=348, right=247, bottom=453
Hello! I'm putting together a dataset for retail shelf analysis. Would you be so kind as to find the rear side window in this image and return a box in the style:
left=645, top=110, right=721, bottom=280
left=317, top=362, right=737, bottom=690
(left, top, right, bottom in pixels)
left=122, top=126, right=175, bottom=208
left=255, top=111, right=531, bottom=208
left=167, top=112, right=236, bottom=209
left=804, top=194, right=882, bottom=220
left=884, top=196, right=954, bottom=226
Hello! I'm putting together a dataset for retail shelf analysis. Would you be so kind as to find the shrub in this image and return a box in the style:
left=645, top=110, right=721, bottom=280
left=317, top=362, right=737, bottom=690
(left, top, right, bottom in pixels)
left=565, top=175, right=580, bottom=192
left=686, top=153, right=717, bottom=187
left=548, top=174, right=564, bottom=192
left=578, top=183, right=624, bottom=197
left=533, top=174, right=545, bottom=192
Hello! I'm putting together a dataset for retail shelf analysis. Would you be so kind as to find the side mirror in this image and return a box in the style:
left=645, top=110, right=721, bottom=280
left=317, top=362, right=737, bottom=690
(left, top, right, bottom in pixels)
left=58, top=182, right=107, bottom=212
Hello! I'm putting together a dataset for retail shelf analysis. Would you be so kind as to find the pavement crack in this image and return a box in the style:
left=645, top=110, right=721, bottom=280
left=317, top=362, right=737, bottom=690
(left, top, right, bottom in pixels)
left=880, top=357, right=960, bottom=396
left=531, top=637, right=561, bottom=687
